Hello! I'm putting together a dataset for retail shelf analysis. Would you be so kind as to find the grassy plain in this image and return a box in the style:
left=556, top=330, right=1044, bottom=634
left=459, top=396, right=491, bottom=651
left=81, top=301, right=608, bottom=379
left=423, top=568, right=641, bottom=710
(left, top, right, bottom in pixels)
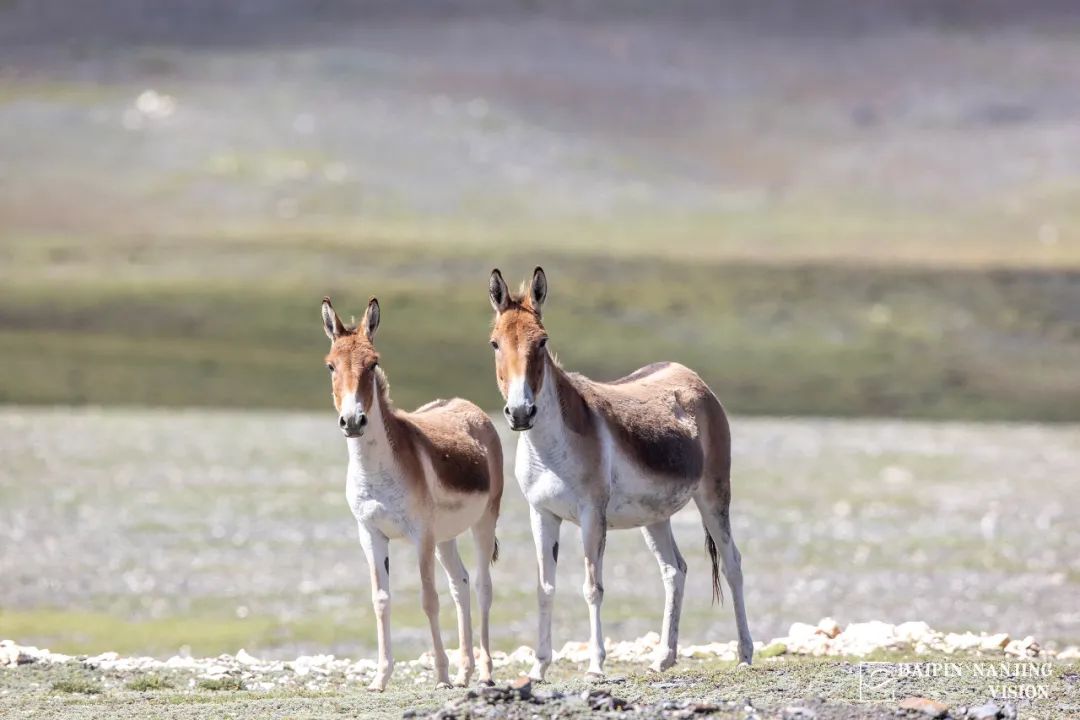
left=2, top=232, right=1079, bottom=419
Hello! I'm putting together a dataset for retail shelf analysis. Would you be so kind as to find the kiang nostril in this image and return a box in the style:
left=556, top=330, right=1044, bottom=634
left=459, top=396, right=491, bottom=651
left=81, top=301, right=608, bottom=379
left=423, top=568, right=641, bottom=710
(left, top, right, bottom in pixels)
left=338, top=416, right=347, bottom=428
left=503, top=406, right=511, bottom=416
left=528, top=405, right=538, bottom=418
left=358, top=414, right=368, bottom=427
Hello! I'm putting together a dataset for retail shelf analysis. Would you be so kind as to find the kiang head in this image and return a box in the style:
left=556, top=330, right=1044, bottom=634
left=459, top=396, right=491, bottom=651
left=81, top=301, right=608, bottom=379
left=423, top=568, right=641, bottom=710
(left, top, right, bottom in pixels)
left=488, top=266, right=549, bottom=431
left=321, top=296, right=381, bottom=438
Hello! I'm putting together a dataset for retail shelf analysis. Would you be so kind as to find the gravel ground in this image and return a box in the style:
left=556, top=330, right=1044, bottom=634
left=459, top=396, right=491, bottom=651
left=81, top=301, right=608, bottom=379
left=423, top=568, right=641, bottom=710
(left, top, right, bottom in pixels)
left=2, top=633, right=1077, bottom=720
left=1, top=408, right=1078, bottom=660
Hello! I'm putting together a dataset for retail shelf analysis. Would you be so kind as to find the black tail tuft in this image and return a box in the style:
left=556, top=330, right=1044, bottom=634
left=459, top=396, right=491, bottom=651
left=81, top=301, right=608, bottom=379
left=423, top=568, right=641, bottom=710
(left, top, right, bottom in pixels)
left=704, top=526, right=724, bottom=606
left=491, top=537, right=500, bottom=564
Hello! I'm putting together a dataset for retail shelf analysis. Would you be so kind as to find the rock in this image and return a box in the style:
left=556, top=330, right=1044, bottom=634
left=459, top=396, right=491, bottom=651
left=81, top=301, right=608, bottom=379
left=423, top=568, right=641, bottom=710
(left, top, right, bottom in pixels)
left=817, top=617, right=841, bottom=639
left=84, top=651, right=118, bottom=668
left=835, top=621, right=899, bottom=656
left=1057, top=645, right=1080, bottom=660
left=1004, top=636, right=1040, bottom=657
left=506, top=645, right=536, bottom=664
left=786, top=623, right=829, bottom=654
left=202, top=664, right=231, bottom=678
left=510, top=676, right=532, bottom=700
left=898, top=696, right=949, bottom=718
left=782, top=705, right=817, bottom=718
left=896, top=621, right=934, bottom=644
left=0, top=644, right=34, bottom=667
left=557, top=641, right=591, bottom=663
left=236, top=648, right=260, bottom=666
left=581, top=689, right=627, bottom=711
left=966, top=701, right=1001, bottom=719
left=686, top=702, right=720, bottom=714
left=944, top=632, right=982, bottom=653
left=979, top=634, right=1009, bottom=651
left=788, top=622, right=820, bottom=639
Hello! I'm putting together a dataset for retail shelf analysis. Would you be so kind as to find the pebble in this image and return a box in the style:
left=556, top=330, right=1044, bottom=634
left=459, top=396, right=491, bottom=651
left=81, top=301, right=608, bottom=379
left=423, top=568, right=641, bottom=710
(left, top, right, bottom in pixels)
left=0, top=615, right=1062, bottom=689
left=898, top=696, right=949, bottom=718
left=966, top=700, right=1001, bottom=719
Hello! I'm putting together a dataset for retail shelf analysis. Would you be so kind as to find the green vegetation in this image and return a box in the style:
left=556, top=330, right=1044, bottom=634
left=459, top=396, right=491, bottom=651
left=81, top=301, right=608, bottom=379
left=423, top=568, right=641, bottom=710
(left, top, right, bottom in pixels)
left=0, top=610, right=284, bottom=658
left=196, top=677, right=245, bottom=692
left=125, top=675, right=175, bottom=691
left=50, top=677, right=103, bottom=695
left=4, top=653, right=1076, bottom=719
left=1, top=232, right=1077, bottom=420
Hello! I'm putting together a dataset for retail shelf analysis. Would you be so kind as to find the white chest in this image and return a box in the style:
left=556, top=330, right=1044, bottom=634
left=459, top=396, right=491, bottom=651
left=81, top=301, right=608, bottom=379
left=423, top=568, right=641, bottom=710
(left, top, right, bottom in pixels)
left=346, top=465, right=413, bottom=540
left=515, top=432, right=590, bottom=524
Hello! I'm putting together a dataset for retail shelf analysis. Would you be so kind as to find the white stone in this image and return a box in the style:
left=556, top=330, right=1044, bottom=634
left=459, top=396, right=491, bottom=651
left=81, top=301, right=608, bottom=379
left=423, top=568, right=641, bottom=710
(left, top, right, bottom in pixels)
left=236, top=649, right=260, bottom=666
left=895, top=621, right=934, bottom=644
left=817, top=617, right=842, bottom=639
left=506, top=646, right=536, bottom=664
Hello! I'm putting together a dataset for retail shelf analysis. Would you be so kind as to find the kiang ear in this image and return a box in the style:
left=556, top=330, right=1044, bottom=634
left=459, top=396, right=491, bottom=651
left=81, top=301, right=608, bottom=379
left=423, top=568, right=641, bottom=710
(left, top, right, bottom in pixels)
left=322, top=296, right=346, bottom=341
left=362, top=297, right=380, bottom=339
left=529, top=266, right=548, bottom=316
left=489, top=268, right=510, bottom=313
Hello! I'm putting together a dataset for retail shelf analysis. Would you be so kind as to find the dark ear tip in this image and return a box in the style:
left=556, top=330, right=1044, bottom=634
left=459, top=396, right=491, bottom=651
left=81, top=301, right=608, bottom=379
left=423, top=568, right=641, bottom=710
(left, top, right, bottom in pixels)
left=322, top=296, right=332, bottom=305
left=534, top=266, right=544, bottom=274
left=368, top=296, right=379, bottom=305
left=490, top=268, right=502, bottom=277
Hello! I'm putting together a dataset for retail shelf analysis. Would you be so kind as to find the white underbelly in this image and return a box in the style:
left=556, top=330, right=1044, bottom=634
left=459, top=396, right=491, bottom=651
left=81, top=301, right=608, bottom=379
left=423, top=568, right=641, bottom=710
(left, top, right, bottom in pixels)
left=600, top=436, right=703, bottom=529
left=605, top=467, right=698, bottom=529
left=431, top=491, right=488, bottom=543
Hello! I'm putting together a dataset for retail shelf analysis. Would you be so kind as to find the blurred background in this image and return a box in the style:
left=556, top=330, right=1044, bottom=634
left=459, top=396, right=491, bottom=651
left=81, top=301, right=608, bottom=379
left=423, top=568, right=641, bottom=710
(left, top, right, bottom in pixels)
left=1, top=1, right=1078, bottom=661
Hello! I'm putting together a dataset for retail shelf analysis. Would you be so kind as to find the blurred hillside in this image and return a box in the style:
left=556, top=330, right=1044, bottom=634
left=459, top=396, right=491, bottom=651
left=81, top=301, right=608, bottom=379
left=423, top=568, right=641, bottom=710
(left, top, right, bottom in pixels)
left=1, top=1, right=1078, bottom=418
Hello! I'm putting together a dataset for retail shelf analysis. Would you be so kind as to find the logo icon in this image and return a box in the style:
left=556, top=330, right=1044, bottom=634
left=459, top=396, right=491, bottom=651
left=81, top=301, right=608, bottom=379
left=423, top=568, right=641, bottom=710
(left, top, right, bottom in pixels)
left=859, top=662, right=897, bottom=701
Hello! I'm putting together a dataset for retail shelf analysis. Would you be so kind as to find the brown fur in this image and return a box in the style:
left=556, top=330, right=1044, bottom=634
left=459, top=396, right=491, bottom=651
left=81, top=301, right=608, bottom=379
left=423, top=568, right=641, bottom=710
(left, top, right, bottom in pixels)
left=324, top=299, right=499, bottom=500
left=492, top=296, right=711, bottom=481
left=407, top=399, right=494, bottom=495
left=489, top=297, right=548, bottom=402
left=487, top=270, right=751, bottom=673
left=579, top=363, right=708, bottom=479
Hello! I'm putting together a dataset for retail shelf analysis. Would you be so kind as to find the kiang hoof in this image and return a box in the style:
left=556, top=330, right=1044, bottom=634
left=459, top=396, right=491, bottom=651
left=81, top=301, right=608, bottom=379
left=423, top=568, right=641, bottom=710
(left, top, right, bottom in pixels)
left=366, top=684, right=386, bottom=693
left=584, top=671, right=606, bottom=682
left=435, top=681, right=453, bottom=690
left=477, top=679, right=495, bottom=687
left=649, top=657, right=677, bottom=673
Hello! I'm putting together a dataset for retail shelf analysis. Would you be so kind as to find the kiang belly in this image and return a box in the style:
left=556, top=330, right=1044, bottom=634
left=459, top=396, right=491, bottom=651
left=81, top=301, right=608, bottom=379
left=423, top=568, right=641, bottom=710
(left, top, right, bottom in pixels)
left=605, top=465, right=699, bottom=529
left=430, top=489, right=488, bottom=543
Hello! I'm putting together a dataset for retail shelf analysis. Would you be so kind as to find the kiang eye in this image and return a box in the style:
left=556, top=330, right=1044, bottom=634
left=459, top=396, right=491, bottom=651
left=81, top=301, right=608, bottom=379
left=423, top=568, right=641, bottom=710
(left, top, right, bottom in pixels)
left=326, top=363, right=335, bottom=372
left=538, top=337, right=548, bottom=349
left=490, top=340, right=499, bottom=350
